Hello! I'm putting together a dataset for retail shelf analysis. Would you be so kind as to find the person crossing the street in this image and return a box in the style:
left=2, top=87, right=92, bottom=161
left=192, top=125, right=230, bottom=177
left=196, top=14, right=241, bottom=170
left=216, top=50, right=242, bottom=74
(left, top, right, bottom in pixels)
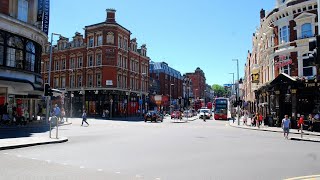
left=282, top=115, right=291, bottom=139
left=81, top=109, right=89, bottom=126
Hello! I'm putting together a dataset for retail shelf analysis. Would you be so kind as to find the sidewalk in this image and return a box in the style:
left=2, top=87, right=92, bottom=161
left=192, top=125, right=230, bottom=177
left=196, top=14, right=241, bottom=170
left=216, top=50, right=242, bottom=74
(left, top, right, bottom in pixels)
left=229, top=117, right=320, bottom=142
left=0, top=121, right=70, bottom=150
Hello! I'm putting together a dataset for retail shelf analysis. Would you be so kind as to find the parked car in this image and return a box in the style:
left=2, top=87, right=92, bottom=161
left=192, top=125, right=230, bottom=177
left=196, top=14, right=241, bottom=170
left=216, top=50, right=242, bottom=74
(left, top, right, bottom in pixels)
left=171, top=111, right=181, bottom=119
left=144, top=111, right=163, bottom=122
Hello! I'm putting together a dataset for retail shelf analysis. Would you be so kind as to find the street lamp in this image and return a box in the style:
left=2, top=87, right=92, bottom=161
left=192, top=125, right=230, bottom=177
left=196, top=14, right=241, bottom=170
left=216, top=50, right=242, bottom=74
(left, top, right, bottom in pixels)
left=232, top=59, right=240, bottom=126
left=169, top=84, right=174, bottom=113
left=140, top=73, right=147, bottom=117
left=46, top=33, right=61, bottom=135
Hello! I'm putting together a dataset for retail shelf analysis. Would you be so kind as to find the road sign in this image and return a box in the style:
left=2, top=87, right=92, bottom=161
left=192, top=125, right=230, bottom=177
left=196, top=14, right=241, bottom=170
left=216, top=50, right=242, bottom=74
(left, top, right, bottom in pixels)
left=223, top=84, right=233, bottom=87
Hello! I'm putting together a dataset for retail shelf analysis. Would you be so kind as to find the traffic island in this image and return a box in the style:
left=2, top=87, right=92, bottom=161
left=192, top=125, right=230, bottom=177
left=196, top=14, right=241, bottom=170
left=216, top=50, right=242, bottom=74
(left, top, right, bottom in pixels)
left=0, top=137, right=68, bottom=150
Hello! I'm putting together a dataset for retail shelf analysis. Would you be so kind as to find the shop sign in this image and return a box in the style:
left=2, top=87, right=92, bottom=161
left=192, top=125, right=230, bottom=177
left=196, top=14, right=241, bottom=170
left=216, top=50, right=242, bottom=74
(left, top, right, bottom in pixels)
left=106, top=80, right=113, bottom=86
left=275, top=55, right=292, bottom=69
left=251, top=68, right=260, bottom=84
left=305, top=82, right=320, bottom=87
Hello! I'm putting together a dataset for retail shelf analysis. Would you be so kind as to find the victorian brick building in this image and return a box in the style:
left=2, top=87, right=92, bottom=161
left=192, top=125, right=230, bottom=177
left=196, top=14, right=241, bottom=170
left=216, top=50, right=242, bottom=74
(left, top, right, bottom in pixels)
left=41, top=9, right=150, bottom=117
left=244, top=0, right=320, bottom=130
left=186, top=67, right=206, bottom=100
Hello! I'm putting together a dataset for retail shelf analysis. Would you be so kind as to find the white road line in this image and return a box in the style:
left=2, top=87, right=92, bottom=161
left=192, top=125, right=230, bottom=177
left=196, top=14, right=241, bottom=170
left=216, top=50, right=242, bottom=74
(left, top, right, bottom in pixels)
left=155, top=178, right=161, bottom=180
left=16, top=155, right=22, bottom=157
left=115, top=171, right=121, bottom=174
left=31, top=158, right=37, bottom=160
left=3, top=153, right=9, bottom=155
left=97, top=169, right=103, bottom=172
left=80, top=166, right=85, bottom=169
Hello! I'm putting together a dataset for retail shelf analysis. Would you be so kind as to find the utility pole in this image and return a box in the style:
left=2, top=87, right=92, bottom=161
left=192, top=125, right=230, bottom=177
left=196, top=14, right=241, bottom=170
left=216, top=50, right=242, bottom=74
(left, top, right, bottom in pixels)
left=233, top=59, right=240, bottom=126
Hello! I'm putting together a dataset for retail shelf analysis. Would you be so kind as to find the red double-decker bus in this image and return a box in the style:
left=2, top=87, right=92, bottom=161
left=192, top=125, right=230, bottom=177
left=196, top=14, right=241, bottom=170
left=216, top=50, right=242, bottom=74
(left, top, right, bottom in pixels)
left=214, top=98, right=229, bottom=120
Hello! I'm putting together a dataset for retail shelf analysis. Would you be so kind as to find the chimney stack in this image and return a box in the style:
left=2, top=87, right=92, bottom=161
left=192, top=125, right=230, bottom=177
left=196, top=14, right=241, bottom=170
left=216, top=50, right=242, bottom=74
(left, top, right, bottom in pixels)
left=260, top=9, right=265, bottom=19
left=106, top=9, right=116, bottom=23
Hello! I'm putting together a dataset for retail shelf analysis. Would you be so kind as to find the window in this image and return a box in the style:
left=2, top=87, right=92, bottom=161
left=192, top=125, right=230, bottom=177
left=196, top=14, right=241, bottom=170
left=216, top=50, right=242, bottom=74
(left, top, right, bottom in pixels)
left=18, top=0, right=28, bottom=22
left=96, top=53, right=102, bottom=66
left=77, top=75, right=82, bottom=87
left=97, top=35, right=103, bottom=46
left=118, top=55, right=121, bottom=66
left=7, top=36, right=23, bottom=69
left=88, top=54, right=93, bottom=67
left=117, top=75, right=121, bottom=88
left=26, top=42, right=35, bottom=71
left=279, top=26, right=289, bottom=43
left=54, top=77, right=59, bottom=88
left=0, top=34, right=4, bottom=65
left=301, top=23, right=312, bottom=38
left=71, top=58, right=75, bottom=69
left=70, top=75, right=75, bottom=88
left=96, top=74, right=101, bottom=87
left=88, top=37, right=94, bottom=47
left=78, top=57, right=83, bottom=68
left=280, top=65, right=290, bottom=75
left=107, top=32, right=114, bottom=44
left=61, top=77, right=66, bottom=88
left=87, top=74, right=93, bottom=87
left=62, top=59, right=66, bottom=70
left=303, top=57, right=315, bottom=76
left=55, top=61, right=59, bottom=71
left=45, top=61, right=49, bottom=71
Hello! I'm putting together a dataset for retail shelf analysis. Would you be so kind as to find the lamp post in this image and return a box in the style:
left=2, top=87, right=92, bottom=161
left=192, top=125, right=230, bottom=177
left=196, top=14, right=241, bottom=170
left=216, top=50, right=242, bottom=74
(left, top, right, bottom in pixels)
left=232, top=59, right=240, bottom=126
left=169, top=84, right=174, bottom=114
left=46, top=33, right=61, bottom=138
left=140, top=73, right=147, bottom=117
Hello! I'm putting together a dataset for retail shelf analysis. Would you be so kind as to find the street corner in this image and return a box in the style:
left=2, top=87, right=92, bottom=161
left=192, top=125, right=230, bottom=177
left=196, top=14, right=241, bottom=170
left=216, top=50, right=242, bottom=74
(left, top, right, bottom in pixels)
left=289, top=137, right=320, bottom=143
left=284, top=175, right=320, bottom=180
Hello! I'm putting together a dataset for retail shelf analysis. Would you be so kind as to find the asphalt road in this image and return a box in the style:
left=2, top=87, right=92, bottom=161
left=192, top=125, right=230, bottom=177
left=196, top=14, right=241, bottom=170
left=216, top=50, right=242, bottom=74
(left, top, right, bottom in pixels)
left=1, top=116, right=320, bottom=180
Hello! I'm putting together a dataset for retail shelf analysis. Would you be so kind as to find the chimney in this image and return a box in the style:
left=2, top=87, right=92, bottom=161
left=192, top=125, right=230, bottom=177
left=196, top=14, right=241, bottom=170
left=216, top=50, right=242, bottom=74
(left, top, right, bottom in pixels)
left=106, top=9, right=116, bottom=23
left=260, top=9, right=265, bottom=19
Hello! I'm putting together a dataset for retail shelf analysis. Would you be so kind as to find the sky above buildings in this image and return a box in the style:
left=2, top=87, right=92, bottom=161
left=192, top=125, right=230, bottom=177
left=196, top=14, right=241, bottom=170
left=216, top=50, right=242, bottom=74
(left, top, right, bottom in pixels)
left=49, top=0, right=275, bottom=86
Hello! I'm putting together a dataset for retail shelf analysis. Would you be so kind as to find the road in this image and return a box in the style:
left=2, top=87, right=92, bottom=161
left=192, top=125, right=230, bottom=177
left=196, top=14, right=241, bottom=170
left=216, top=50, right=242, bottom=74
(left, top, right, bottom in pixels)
left=1, top=116, right=320, bottom=180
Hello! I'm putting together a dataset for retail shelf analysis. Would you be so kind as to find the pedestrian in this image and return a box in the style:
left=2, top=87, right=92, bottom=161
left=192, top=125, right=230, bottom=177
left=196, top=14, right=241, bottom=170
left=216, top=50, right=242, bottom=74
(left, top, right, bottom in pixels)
left=259, top=113, right=263, bottom=127
left=308, top=114, right=315, bottom=132
left=53, top=104, right=61, bottom=121
left=282, top=115, right=291, bottom=139
left=60, top=108, right=65, bottom=122
left=253, top=113, right=259, bottom=127
left=243, top=111, right=248, bottom=126
left=81, top=110, right=89, bottom=126
left=297, top=115, right=304, bottom=132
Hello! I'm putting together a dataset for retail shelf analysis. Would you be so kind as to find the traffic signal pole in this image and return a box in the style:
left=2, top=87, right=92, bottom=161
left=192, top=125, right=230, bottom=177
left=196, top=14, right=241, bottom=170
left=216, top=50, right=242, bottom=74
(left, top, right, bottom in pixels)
left=46, top=33, right=54, bottom=137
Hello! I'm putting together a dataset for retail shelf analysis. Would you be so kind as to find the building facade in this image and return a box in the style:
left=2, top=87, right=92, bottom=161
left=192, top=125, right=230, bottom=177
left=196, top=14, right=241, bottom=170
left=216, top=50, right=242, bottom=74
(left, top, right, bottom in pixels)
left=41, top=9, right=150, bottom=117
left=244, top=0, right=320, bottom=129
left=186, top=67, right=206, bottom=100
left=149, top=61, right=183, bottom=111
left=0, top=0, right=48, bottom=121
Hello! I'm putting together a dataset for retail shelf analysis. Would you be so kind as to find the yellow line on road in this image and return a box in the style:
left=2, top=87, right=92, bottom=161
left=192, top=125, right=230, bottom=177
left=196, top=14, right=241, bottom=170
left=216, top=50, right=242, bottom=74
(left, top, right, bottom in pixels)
left=284, top=175, right=320, bottom=180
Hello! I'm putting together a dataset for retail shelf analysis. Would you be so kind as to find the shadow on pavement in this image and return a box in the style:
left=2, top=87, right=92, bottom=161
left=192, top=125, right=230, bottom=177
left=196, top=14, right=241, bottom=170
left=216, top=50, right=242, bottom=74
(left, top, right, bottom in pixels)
left=93, top=116, right=145, bottom=122
left=0, top=122, right=50, bottom=139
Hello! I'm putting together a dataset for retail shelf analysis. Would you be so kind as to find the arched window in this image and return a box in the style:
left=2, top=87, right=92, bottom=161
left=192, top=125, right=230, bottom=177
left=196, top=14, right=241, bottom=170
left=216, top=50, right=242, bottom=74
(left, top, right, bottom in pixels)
left=26, top=41, right=36, bottom=71
left=301, top=23, right=312, bottom=38
left=0, top=33, right=4, bottom=65
left=7, top=36, right=24, bottom=69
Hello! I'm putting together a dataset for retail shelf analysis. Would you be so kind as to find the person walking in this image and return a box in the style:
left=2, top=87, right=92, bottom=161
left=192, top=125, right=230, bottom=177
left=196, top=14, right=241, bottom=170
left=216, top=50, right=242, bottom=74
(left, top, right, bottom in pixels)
left=243, top=111, right=248, bottom=126
left=53, top=104, right=61, bottom=121
left=308, top=114, right=315, bottom=132
left=282, top=115, right=291, bottom=139
left=297, top=115, right=304, bottom=132
left=81, top=110, right=89, bottom=126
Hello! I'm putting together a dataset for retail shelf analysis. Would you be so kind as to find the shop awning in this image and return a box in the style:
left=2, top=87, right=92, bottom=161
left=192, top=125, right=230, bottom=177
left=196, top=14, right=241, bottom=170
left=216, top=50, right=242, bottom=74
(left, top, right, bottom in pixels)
left=270, top=73, right=297, bottom=86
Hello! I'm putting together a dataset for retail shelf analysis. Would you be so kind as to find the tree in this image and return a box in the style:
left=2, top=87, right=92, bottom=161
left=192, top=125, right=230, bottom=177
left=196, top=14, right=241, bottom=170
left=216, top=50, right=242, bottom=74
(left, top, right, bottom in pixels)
left=212, top=84, right=228, bottom=97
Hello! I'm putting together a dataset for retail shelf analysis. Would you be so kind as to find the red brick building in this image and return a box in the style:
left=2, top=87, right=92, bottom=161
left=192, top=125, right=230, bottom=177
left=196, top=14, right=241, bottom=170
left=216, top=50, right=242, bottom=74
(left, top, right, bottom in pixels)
left=41, top=9, right=150, bottom=117
left=186, top=67, right=206, bottom=100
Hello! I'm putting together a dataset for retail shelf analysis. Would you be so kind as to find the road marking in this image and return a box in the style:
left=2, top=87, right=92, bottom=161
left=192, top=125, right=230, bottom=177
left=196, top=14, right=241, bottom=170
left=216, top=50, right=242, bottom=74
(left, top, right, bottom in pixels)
left=31, top=158, right=37, bottom=160
left=97, top=169, right=103, bottom=172
left=115, top=171, right=121, bottom=174
left=3, top=153, right=9, bottom=155
left=155, top=178, right=161, bottom=180
left=80, top=166, right=85, bottom=169
left=16, top=154, right=22, bottom=157
left=284, top=175, right=320, bottom=180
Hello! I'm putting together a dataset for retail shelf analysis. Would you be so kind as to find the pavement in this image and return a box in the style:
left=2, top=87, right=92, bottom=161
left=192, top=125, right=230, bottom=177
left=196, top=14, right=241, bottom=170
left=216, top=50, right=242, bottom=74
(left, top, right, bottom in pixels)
left=229, top=116, right=320, bottom=142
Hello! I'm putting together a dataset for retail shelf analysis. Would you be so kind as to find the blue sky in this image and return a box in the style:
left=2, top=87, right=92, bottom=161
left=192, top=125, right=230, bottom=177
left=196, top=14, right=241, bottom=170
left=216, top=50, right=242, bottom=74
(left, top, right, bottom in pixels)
left=49, top=0, right=275, bottom=86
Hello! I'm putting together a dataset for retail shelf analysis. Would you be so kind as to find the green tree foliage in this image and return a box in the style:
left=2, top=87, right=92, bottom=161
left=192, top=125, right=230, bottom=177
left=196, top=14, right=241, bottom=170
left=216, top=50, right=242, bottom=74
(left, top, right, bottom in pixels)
left=212, top=84, right=228, bottom=97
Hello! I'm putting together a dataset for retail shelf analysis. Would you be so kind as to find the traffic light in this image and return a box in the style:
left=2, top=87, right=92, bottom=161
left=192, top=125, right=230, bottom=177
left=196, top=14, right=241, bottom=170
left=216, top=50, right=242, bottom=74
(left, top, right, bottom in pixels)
left=309, top=35, right=320, bottom=65
left=44, top=83, right=53, bottom=97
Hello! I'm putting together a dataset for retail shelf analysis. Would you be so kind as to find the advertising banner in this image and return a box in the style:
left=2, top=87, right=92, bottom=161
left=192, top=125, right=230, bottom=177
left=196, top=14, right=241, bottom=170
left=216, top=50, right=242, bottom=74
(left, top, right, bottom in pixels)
left=37, top=0, right=44, bottom=21
left=42, top=0, right=50, bottom=35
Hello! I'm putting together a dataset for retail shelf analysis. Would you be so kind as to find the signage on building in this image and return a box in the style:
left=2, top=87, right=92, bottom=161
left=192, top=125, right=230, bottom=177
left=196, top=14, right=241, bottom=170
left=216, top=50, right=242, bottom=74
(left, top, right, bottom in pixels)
left=42, top=0, right=50, bottom=35
left=305, top=82, right=320, bottom=87
left=251, top=68, right=260, bottom=84
left=106, top=80, right=113, bottom=86
left=275, top=55, right=292, bottom=69
left=37, top=0, right=44, bottom=21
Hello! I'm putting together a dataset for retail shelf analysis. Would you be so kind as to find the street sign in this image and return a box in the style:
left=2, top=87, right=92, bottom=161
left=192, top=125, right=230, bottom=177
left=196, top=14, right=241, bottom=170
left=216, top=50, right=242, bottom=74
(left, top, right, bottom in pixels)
left=223, top=84, right=233, bottom=87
